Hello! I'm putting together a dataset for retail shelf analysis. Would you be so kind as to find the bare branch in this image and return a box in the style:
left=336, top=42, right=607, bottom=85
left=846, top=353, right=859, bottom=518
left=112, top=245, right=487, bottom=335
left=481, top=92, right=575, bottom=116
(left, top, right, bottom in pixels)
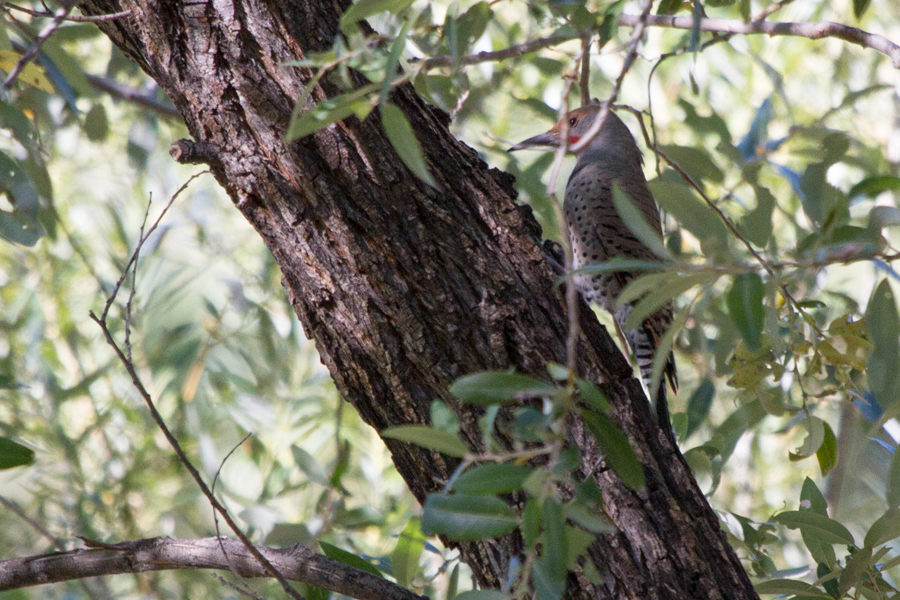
left=623, top=14, right=900, bottom=68
left=416, top=35, right=570, bottom=69
left=0, top=536, right=427, bottom=600
left=417, top=14, right=900, bottom=71
left=0, top=1, right=132, bottom=22
left=86, top=74, right=181, bottom=120
left=3, top=0, right=76, bottom=89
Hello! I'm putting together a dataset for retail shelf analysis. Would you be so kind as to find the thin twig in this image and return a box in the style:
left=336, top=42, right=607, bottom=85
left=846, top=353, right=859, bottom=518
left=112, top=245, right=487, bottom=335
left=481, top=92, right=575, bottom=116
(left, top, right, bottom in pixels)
left=85, top=74, right=181, bottom=120
left=0, top=0, right=132, bottom=22
left=3, top=0, right=76, bottom=89
left=0, top=495, right=64, bottom=549
left=88, top=173, right=305, bottom=600
left=579, top=33, right=592, bottom=107
left=416, top=13, right=900, bottom=71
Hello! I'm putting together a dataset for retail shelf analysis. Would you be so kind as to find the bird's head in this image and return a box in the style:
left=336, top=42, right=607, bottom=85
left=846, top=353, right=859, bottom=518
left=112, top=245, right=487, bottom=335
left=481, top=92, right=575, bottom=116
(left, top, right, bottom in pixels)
left=508, top=105, right=607, bottom=154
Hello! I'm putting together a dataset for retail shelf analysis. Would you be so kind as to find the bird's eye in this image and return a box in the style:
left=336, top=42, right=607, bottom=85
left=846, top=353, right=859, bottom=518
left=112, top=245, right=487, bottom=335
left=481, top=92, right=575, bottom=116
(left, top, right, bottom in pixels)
left=568, top=117, right=577, bottom=126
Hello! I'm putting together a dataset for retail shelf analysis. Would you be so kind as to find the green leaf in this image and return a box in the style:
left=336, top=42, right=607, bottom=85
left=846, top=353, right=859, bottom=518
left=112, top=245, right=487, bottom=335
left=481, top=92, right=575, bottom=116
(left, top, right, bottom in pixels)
left=84, top=103, right=109, bottom=142
left=660, top=145, right=724, bottom=184
left=867, top=280, right=900, bottom=409
left=888, top=446, right=900, bottom=509
left=453, top=463, right=533, bottom=495
left=754, top=579, right=832, bottom=597
left=286, top=84, right=378, bottom=141
left=800, top=477, right=828, bottom=515
left=853, top=0, right=871, bottom=19
left=623, top=272, right=713, bottom=330
left=265, top=523, right=311, bottom=547
left=685, top=378, right=714, bottom=440
left=0, top=437, right=35, bottom=469
left=531, top=558, right=566, bottom=600
left=816, top=422, right=838, bottom=476
left=0, top=210, right=42, bottom=246
left=739, top=0, right=750, bottom=21
left=564, top=526, right=595, bottom=569
left=850, top=175, right=900, bottom=200
left=523, top=497, right=542, bottom=549
left=611, top=182, right=673, bottom=260
left=543, top=498, right=566, bottom=578
left=391, top=518, right=426, bottom=588
left=421, top=493, right=517, bottom=541
left=454, top=592, right=509, bottom=600
left=656, top=0, right=683, bottom=15
left=320, top=541, right=384, bottom=577
left=0, top=151, right=39, bottom=215
left=839, top=545, right=872, bottom=595
left=741, top=185, right=775, bottom=247
left=449, top=2, right=493, bottom=59
left=449, top=371, right=556, bottom=405
left=650, top=181, right=729, bottom=257
left=726, top=273, right=765, bottom=351
left=570, top=258, right=672, bottom=276
left=789, top=417, right=825, bottom=461
left=575, top=378, right=609, bottom=412
left=864, top=509, right=900, bottom=548
left=340, top=0, right=415, bottom=33
left=382, top=103, right=436, bottom=187
left=772, top=510, right=855, bottom=545
left=381, top=425, right=469, bottom=458
left=580, top=409, right=645, bottom=491
left=290, top=445, right=330, bottom=485
left=448, top=564, right=460, bottom=600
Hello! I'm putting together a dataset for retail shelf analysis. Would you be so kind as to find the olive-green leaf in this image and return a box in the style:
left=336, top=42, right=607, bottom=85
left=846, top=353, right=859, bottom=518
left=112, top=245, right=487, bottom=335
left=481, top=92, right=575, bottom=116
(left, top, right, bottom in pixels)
left=381, top=425, right=469, bottom=458
left=531, top=558, right=566, bottom=600
left=816, top=421, right=838, bottom=476
left=320, top=541, right=383, bottom=578
left=286, top=85, right=378, bottom=140
left=611, top=182, right=672, bottom=260
left=888, top=446, right=900, bottom=509
left=291, top=445, right=330, bottom=485
left=867, top=280, right=900, bottom=409
left=453, top=463, right=533, bottom=495
left=0, top=437, right=35, bottom=469
left=624, top=272, right=714, bottom=330
left=726, top=273, right=765, bottom=351
left=850, top=175, right=900, bottom=200
left=754, top=579, right=832, bottom=597
left=340, top=0, right=415, bottom=33
left=864, top=508, right=900, bottom=548
left=660, top=145, right=724, bottom=184
left=685, top=378, right=714, bottom=440
left=454, top=592, right=509, bottom=600
left=421, top=493, right=517, bottom=541
left=392, top=518, right=426, bottom=588
left=853, top=0, right=871, bottom=19
left=575, top=378, right=610, bottom=412
left=449, top=371, right=556, bottom=405
left=789, top=416, right=825, bottom=461
left=382, top=103, right=436, bottom=187
left=580, top=409, right=645, bottom=491
left=650, top=181, right=729, bottom=257
left=772, top=510, right=855, bottom=545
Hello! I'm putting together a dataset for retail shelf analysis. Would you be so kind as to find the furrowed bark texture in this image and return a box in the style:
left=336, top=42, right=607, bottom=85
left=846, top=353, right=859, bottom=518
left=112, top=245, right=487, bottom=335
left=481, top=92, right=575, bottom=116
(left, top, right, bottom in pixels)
left=77, top=0, right=759, bottom=598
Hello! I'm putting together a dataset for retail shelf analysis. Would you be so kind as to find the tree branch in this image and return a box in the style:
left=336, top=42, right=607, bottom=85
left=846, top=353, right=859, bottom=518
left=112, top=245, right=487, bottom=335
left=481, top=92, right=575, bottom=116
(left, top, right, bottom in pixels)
left=2, top=0, right=76, bottom=89
left=0, top=536, right=426, bottom=600
left=0, top=0, right=132, bottom=22
left=417, top=14, right=900, bottom=70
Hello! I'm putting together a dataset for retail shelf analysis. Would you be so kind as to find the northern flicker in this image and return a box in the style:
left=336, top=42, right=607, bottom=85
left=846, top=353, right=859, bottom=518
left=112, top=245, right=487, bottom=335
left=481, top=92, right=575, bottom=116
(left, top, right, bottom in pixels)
left=509, top=104, right=678, bottom=426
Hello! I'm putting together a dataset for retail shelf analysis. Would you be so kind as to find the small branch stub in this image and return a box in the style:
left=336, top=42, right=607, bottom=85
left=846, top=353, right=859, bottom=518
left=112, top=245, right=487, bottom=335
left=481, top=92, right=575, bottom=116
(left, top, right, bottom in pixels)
left=170, top=139, right=217, bottom=165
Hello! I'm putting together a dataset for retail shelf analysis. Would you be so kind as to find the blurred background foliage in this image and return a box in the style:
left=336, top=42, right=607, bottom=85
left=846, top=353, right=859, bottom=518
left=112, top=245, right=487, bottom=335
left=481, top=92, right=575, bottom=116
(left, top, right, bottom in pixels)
left=1, top=0, right=900, bottom=597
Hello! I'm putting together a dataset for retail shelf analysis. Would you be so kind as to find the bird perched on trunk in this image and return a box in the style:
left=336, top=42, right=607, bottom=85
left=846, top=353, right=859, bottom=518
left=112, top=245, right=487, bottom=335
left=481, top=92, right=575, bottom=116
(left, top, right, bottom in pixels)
left=509, top=103, right=677, bottom=428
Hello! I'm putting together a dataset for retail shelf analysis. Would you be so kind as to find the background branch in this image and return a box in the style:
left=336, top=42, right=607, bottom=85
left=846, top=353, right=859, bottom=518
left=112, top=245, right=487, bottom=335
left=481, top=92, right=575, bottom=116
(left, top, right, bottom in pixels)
left=418, top=13, right=900, bottom=70
left=0, top=537, right=426, bottom=600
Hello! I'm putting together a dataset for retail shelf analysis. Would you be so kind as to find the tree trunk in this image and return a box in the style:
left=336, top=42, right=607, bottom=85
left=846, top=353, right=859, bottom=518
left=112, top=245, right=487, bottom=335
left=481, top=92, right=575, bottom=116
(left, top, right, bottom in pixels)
left=79, top=0, right=759, bottom=597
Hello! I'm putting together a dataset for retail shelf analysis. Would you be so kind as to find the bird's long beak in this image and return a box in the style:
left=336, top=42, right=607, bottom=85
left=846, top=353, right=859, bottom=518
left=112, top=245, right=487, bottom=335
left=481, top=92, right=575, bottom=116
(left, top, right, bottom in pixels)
left=507, top=131, right=560, bottom=152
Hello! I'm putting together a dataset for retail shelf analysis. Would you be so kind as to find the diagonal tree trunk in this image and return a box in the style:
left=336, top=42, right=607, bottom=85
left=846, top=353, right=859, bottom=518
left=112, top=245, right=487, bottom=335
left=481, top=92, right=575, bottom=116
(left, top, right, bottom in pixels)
left=79, top=0, right=759, bottom=597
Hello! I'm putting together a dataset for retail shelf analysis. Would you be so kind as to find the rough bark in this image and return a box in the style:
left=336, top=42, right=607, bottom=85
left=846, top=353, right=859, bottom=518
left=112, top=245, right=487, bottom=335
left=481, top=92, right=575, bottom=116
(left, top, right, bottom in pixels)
left=76, top=0, right=760, bottom=597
